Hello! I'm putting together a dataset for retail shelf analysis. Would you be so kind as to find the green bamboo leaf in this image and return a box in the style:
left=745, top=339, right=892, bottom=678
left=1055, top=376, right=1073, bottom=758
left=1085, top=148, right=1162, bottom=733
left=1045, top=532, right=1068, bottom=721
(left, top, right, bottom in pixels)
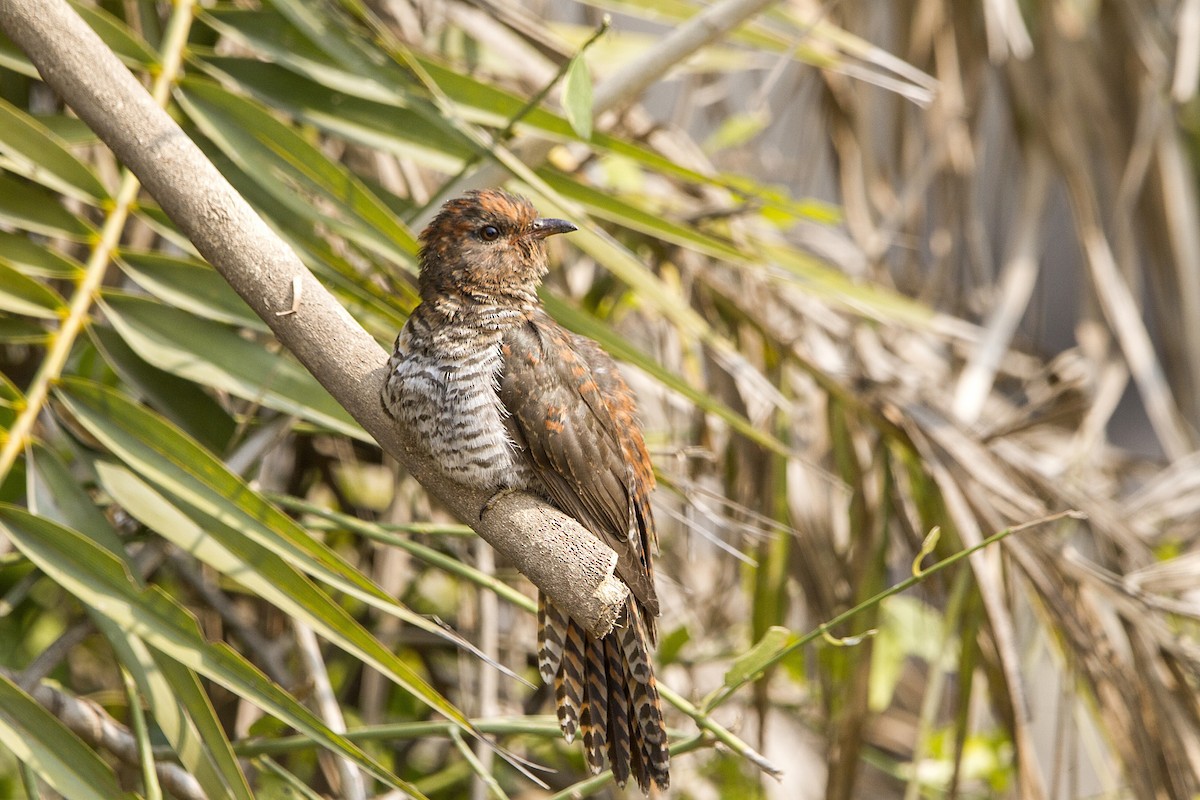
left=99, top=293, right=367, bottom=442
left=562, top=54, right=593, bottom=140
left=537, top=169, right=746, bottom=263
left=762, top=242, right=936, bottom=328
left=0, top=371, right=23, bottom=432
left=96, top=461, right=481, bottom=737
left=722, top=626, right=797, bottom=689
left=0, top=31, right=37, bottom=79
left=199, top=8, right=413, bottom=104
left=255, top=757, right=327, bottom=800
left=36, top=114, right=100, bottom=147
left=0, top=504, right=424, bottom=798
left=70, top=0, right=158, bottom=66
left=119, top=666, right=161, bottom=800
left=177, top=78, right=418, bottom=262
left=27, top=442, right=126, bottom=558
left=0, top=95, right=109, bottom=203
left=52, top=378, right=390, bottom=608
left=28, top=449, right=251, bottom=800
left=0, top=672, right=124, bottom=800
left=198, top=7, right=841, bottom=235
left=0, top=317, right=48, bottom=344
left=116, top=251, right=267, bottom=331
left=868, top=596, right=949, bottom=712
left=0, top=231, right=82, bottom=278
left=103, top=625, right=252, bottom=800
left=0, top=172, right=94, bottom=240
left=196, top=56, right=473, bottom=169
left=89, top=324, right=238, bottom=453
left=0, top=262, right=65, bottom=318
left=262, top=0, right=387, bottom=80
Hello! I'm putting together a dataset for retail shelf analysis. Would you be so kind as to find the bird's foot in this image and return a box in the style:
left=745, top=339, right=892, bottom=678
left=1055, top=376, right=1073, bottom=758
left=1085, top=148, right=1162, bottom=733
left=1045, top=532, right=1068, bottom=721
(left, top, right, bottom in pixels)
left=480, top=486, right=520, bottom=521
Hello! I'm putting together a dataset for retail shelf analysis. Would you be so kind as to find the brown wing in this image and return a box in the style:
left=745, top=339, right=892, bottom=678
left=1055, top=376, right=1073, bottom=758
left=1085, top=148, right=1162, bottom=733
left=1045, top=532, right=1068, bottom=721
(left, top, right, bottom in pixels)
left=499, top=310, right=659, bottom=620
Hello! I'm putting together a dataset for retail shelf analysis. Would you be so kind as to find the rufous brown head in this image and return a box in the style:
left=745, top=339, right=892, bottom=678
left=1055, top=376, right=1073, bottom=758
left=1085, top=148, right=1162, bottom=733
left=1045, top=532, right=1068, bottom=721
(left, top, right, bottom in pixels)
left=417, top=189, right=577, bottom=306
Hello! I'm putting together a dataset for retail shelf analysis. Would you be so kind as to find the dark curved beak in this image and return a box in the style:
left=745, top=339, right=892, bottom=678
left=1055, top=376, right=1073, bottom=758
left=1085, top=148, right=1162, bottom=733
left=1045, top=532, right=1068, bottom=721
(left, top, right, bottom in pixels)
left=530, top=217, right=577, bottom=239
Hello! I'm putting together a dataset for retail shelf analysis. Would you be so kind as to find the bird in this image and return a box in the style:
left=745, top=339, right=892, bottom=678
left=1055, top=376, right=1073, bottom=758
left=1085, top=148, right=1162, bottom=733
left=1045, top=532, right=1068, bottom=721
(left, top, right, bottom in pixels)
left=382, top=189, right=669, bottom=792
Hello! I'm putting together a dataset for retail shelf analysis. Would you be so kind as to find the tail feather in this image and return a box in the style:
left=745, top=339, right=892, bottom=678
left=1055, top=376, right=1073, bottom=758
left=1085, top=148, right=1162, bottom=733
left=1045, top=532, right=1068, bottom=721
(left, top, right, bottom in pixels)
left=542, top=596, right=669, bottom=792
left=538, top=594, right=566, bottom=682
left=581, top=636, right=609, bottom=773
left=555, top=620, right=586, bottom=743
left=618, top=602, right=670, bottom=791
left=603, top=634, right=633, bottom=788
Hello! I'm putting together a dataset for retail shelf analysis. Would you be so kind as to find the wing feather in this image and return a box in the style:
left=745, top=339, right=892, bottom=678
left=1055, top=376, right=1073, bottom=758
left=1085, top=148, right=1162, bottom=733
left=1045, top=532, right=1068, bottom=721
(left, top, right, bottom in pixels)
left=500, top=312, right=658, bottom=617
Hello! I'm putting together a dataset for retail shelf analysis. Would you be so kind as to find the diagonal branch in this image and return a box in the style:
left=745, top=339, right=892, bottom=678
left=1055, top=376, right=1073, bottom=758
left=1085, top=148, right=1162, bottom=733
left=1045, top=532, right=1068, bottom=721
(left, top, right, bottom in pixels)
left=0, top=0, right=627, bottom=638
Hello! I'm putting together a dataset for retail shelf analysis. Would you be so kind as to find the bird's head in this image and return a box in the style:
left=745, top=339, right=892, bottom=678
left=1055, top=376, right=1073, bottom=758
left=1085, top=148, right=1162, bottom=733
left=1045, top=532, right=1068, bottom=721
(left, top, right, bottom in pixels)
left=417, top=189, right=577, bottom=309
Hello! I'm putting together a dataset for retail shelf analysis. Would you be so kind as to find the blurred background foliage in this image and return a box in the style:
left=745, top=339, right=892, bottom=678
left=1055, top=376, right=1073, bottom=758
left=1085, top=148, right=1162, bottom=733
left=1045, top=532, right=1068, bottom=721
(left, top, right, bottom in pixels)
left=1, top=0, right=1199, bottom=798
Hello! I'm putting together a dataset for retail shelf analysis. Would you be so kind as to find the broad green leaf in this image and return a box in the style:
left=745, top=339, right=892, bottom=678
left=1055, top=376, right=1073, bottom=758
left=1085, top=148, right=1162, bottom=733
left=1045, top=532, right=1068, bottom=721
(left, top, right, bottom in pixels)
left=96, top=461, right=480, bottom=737
left=762, top=242, right=937, bottom=328
left=0, top=172, right=94, bottom=240
left=0, top=95, right=109, bottom=203
left=264, top=0, right=388, bottom=80
left=135, top=648, right=254, bottom=800
left=537, top=168, right=746, bottom=263
left=197, top=56, right=473, bottom=170
left=131, top=203, right=198, bottom=255
left=70, top=1, right=158, bottom=66
left=869, top=596, right=952, bottom=712
left=89, top=324, right=237, bottom=453
left=199, top=9, right=416, bottom=105
left=0, top=672, right=124, bottom=800
left=0, top=231, right=82, bottom=277
left=116, top=251, right=266, bottom=331
left=27, top=447, right=250, bottom=800
left=562, top=54, right=593, bottom=140
left=36, top=114, right=100, bottom=147
left=99, top=293, right=367, bottom=442
left=0, top=505, right=423, bottom=797
left=0, top=317, right=48, bottom=344
left=0, top=371, right=23, bottom=431
left=92, top=607, right=252, bottom=800
left=723, top=626, right=796, bottom=688
left=0, top=30, right=37, bottom=78
left=0, top=262, right=65, bottom=318
left=27, top=442, right=126, bottom=558
left=52, top=378, right=389, bottom=608
left=177, top=78, right=418, bottom=262
left=198, top=7, right=837, bottom=229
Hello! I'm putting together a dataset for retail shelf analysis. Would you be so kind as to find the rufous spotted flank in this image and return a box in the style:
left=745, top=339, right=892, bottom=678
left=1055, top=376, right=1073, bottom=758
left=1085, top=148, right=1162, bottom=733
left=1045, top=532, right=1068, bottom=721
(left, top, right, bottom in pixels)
left=382, top=190, right=669, bottom=791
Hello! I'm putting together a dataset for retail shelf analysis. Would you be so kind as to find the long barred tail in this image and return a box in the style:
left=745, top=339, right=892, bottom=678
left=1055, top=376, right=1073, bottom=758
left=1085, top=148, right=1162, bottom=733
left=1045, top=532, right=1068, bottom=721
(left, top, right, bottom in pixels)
left=538, top=594, right=669, bottom=792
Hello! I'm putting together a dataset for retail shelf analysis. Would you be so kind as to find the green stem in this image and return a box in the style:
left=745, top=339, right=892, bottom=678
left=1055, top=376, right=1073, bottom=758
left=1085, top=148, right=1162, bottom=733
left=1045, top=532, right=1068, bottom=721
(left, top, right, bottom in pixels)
left=121, top=667, right=162, bottom=800
left=706, top=509, right=1081, bottom=711
left=0, top=0, right=196, bottom=484
left=233, top=716, right=561, bottom=757
left=546, top=734, right=710, bottom=799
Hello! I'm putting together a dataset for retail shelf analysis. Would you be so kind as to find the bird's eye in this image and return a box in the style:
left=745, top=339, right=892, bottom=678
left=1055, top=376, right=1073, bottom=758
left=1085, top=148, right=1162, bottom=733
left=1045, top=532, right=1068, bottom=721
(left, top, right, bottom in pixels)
left=479, top=225, right=500, bottom=241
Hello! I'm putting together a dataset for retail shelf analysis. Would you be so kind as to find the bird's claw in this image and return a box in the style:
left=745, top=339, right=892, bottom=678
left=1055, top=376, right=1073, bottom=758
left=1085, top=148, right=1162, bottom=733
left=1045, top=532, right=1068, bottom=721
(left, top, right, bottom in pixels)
left=480, top=487, right=520, bottom=521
